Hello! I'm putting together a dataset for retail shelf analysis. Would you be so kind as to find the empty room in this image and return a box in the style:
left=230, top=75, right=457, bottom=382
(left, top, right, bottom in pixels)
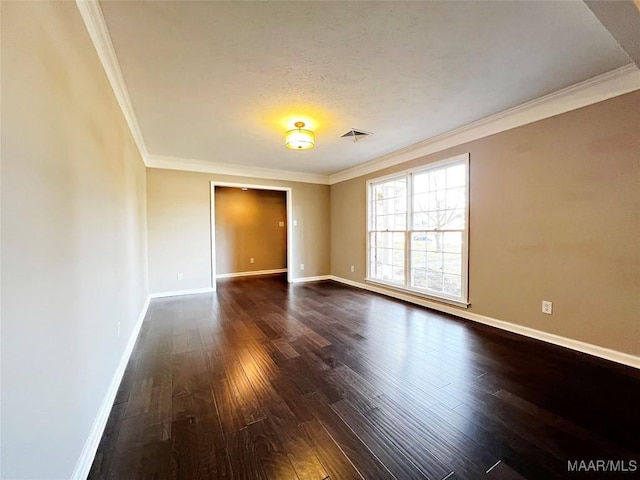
left=1, top=1, right=639, bottom=479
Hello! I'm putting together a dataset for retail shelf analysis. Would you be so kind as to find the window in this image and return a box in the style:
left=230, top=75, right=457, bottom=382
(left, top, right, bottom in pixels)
left=367, top=154, right=469, bottom=305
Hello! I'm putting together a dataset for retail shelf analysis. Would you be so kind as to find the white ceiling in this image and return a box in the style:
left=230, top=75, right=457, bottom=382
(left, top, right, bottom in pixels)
left=99, top=0, right=631, bottom=176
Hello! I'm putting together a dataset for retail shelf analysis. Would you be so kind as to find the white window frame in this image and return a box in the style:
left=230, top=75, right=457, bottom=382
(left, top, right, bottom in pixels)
left=366, top=153, right=470, bottom=307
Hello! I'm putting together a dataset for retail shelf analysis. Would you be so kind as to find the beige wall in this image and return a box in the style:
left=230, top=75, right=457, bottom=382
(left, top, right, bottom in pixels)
left=332, top=91, right=640, bottom=357
left=215, top=187, right=287, bottom=275
left=147, top=169, right=329, bottom=293
left=1, top=2, right=148, bottom=478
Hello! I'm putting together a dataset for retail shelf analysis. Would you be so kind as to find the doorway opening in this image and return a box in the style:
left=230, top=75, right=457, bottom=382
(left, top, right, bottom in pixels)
left=210, top=181, right=292, bottom=290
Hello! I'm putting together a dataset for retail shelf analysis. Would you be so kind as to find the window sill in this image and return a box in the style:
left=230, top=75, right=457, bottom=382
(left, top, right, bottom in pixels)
left=365, top=278, right=470, bottom=309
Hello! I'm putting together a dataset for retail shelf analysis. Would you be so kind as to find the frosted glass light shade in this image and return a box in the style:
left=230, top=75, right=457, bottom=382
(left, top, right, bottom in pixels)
left=285, top=124, right=315, bottom=150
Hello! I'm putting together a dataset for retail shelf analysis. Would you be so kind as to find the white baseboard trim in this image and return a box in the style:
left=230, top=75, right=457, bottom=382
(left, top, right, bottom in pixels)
left=71, top=295, right=151, bottom=480
left=149, top=287, right=216, bottom=298
left=329, top=276, right=640, bottom=370
left=290, top=275, right=332, bottom=283
left=216, top=268, right=287, bottom=279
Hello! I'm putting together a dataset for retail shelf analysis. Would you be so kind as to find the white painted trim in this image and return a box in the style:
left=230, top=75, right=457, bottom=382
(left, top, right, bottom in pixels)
left=77, top=0, right=638, bottom=188
left=71, top=296, right=150, bottom=480
left=149, top=287, right=216, bottom=298
left=76, top=1, right=638, bottom=189
left=209, top=185, right=217, bottom=292
left=365, top=153, right=470, bottom=305
left=329, top=64, right=640, bottom=184
left=290, top=275, right=332, bottom=283
left=210, top=181, right=291, bottom=192
left=285, top=189, right=293, bottom=284
left=365, top=279, right=470, bottom=308
left=75, top=0, right=148, bottom=160
left=406, top=152, right=470, bottom=174
left=329, top=276, right=640, bottom=370
left=147, top=155, right=330, bottom=185
left=216, top=268, right=287, bottom=279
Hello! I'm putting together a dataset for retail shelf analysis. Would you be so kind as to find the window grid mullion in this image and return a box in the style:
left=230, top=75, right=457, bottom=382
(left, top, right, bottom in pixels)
left=366, top=155, right=468, bottom=304
left=405, top=172, right=412, bottom=289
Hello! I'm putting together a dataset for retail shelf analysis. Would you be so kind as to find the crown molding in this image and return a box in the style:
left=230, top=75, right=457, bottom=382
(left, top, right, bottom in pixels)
left=145, top=155, right=331, bottom=185
left=76, top=1, right=638, bottom=187
left=76, top=0, right=148, bottom=159
left=329, top=63, right=640, bottom=185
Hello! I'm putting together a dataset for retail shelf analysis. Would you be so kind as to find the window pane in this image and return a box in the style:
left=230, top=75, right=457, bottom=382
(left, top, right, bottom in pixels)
left=446, top=164, right=465, bottom=188
left=381, top=264, right=392, bottom=280
left=443, top=231, right=462, bottom=253
left=413, top=212, right=428, bottom=229
left=411, top=250, right=427, bottom=269
left=413, top=172, right=428, bottom=193
left=369, top=231, right=405, bottom=285
left=443, top=253, right=461, bottom=274
left=426, top=232, right=443, bottom=252
left=411, top=268, right=427, bottom=288
left=430, top=190, right=446, bottom=210
left=410, top=232, right=428, bottom=250
left=429, top=170, right=446, bottom=191
left=410, top=233, right=430, bottom=289
left=394, top=193, right=407, bottom=214
left=393, top=231, right=405, bottom=248
left=392, top=249, right=404, bottom=267
left=437, top=209, right=465, bottom=229
left=392, top=267, right=404, bottom=284
left=426, top=273, right=443, bottom=292
left=369, top=158, right=467, bottom=302
left=443, top=274, right=461, bottom=296
left=445, top=187, right=465, bottom=210
left=413, top=192, right=428, bottom=213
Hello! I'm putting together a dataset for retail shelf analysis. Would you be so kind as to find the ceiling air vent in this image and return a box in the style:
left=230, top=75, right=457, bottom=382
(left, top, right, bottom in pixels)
left=341, top=129, right=372, bottom=142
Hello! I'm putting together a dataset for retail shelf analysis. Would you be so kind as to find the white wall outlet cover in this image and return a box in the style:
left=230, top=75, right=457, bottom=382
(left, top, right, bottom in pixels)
left=293, top=220, right=298, bottom=226
left=279, top=221, right=285, bottom=227
left=350, top=265, right=355, bottom=272
left=250, top=258, right=254, bottom=263
left=300, top=263, right=305, bottom=270
left=542, top=301, right=553, bottom=314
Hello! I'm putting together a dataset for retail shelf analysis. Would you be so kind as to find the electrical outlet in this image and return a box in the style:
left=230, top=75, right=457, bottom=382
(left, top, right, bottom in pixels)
left=279, top=221, right=285, bottom=227
left=300, top=263, right=305, bottom=270
left=117, top=322, right=121, bottom=339
left=350, top=265, right=355, bottom=272
left=250, top=257, right=254, bottom=264
left=177, top=272, right=183, bottom=280
left=542, top=301, right=553, bottom=315
left=293, top=220, right=298, bottom=227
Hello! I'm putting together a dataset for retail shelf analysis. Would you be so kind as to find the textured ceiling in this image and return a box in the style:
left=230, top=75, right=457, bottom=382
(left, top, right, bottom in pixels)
left=100, top=0, right=630, bottom=175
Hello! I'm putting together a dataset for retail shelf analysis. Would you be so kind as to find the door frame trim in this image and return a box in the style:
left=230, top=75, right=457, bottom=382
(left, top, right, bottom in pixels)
left=210, top=181, right=292, bottom=290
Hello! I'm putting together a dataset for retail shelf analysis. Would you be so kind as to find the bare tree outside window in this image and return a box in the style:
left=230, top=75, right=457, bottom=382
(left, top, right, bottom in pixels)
left=367, top=156, right=468, bottom=304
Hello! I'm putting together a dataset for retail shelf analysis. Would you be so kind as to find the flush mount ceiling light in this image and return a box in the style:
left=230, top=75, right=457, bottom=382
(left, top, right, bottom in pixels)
left=285, top=122, right=315, bottom=150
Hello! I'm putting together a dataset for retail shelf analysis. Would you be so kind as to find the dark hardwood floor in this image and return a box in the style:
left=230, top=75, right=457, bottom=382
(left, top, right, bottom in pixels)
left=89, top=274, right=640, bottom=479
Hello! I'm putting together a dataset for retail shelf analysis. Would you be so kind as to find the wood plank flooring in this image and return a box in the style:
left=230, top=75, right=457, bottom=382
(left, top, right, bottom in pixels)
left=89, top=274, right=640, bottom=479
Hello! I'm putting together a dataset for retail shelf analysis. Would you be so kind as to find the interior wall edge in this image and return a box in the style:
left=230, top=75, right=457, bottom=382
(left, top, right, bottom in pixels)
left=329, top=276, right=640, bottom=370
left=70, top=296, right=151, bottom=480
